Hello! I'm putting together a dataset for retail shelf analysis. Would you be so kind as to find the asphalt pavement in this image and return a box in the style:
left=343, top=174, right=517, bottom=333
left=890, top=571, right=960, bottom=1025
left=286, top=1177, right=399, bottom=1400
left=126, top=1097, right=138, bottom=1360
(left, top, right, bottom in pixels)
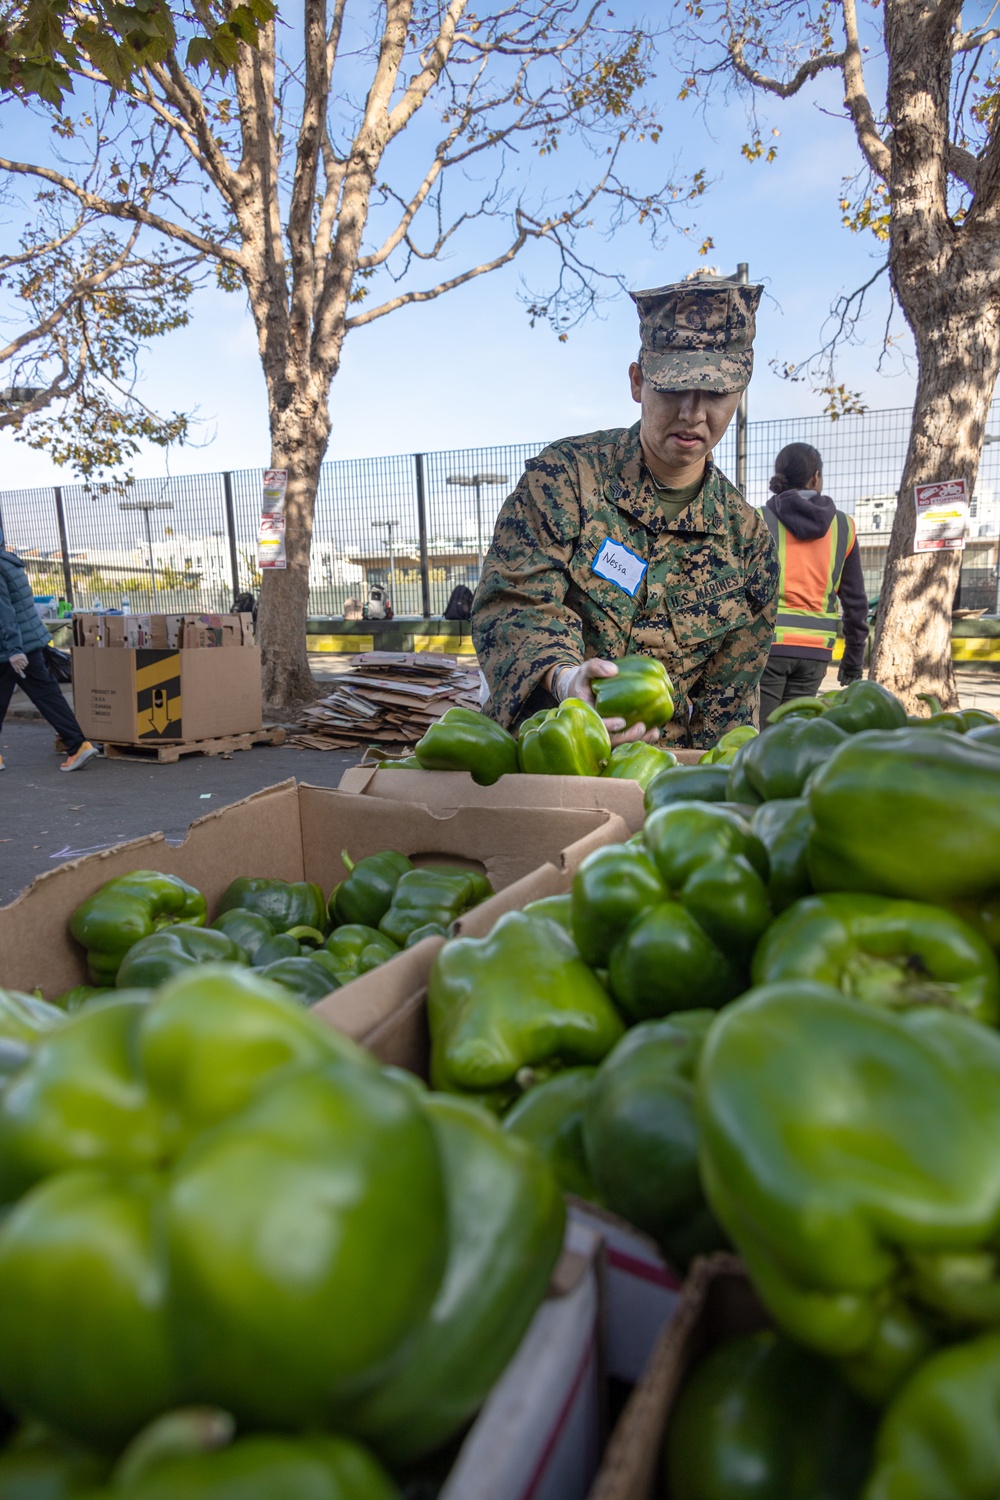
left=0, top=720, right=359, bottom=906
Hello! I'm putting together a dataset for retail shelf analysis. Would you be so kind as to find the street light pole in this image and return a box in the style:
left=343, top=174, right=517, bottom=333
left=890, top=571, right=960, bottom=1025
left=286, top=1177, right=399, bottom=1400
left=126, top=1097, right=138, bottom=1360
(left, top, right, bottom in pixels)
left=372, top=519, right=398, bottom=606
left=446, top=472, right=509, bottom=582
left=118, top=499, right=174, bottom=603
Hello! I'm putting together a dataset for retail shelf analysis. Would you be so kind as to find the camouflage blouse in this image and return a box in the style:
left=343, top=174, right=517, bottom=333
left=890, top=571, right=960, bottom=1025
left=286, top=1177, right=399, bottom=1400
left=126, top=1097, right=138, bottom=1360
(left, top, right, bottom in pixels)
left=471, top=422, right=779, bottom=748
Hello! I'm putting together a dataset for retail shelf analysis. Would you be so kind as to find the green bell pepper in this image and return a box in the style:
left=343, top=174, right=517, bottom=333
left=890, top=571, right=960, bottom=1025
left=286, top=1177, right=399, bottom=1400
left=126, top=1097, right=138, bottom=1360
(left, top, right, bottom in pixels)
left=414, top=706, right=519, bottom=785
left=330, top=851, right=413, bottom=929
left=428, top=910, right=625, bottom=1110
left=377, top=754, right=422, bottom=768
left=750, top=798, right=815, bottom=912
left=0, top=988, right=67, bottom=1042
left=698, top=981, right=1000, bottom=1401
left=571, top=843, right=666, bottom=968
left=725, top=746, right=764, bottom=806
left=251, top=933, right=303, bottom=966
left=591, top=654, right=675, bottom=729
left=0, top=1430, right=110, bottom=1497
left=666, top=1328, right=877, bottom=1500
left=583, top=1012, right=724, bottom=1266
left=601, top=740, right=678, bottom=789
left=379, top=867, right=492, bottom=948
left=70, top=872, right=207, bottom=985
left=517, top=698, right=612, bottom=776
left=967, top=722, right=1000, bottom=750
left=607, top=901, right=745, bottom=1020
left=503, top=1067, right=602, bottom=1202
left=215, top=878, right=326, bottom=936
left=599, top=803, right=771, bottom=1009
left=209, top=908, right=275, bottom=960
left=115, top=925, right=249, bottom=990
left=863, top=1332, right=1000, bottom=1500
left=54, top=984, right=112, bottom=1011
left=103, top=1433, right=400, bottom=1500
left=254, top=955, right=338, bottom=1004
left=765, top=690, right=843, bottom=723
left=913, top=694, right=1000, bottom=734
left=821, top=679, right=908, bottom=735
left=0, top=966, right=447, bottom=1446
left=699, top=724, right=760, bottom=764
left=345, top=1093, right=564, bottom=1464
left=403, top=921, right=449, bottom=947
left=644, top=802, right=769, bottom=891
left=645, top=763, right=731, bottom=809
left=753, top=893, right=1000, bottom=1026
left=522, top=892, right=574, bottom=934
left=738, top=717, right=849, bottom=802
left=323, top=924, right=399, bottom=980
left=808, top=730, right=1000, bottom=902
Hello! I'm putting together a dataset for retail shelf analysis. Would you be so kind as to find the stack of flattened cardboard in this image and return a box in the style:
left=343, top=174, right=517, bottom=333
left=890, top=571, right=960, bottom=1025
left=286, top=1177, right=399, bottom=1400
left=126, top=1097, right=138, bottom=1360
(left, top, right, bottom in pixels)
left=291, top=651, right=481, bottom=750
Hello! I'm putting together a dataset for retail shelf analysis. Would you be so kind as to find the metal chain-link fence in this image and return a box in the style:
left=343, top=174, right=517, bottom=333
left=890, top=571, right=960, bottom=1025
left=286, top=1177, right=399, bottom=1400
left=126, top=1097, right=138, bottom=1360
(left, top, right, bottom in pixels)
left=3, top=400, right=999, bottom=616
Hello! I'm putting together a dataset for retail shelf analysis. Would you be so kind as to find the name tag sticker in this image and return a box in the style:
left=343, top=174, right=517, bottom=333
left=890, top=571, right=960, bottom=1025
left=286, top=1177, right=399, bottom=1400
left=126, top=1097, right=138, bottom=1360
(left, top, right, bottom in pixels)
left=592, top=538, right=648, bottom=597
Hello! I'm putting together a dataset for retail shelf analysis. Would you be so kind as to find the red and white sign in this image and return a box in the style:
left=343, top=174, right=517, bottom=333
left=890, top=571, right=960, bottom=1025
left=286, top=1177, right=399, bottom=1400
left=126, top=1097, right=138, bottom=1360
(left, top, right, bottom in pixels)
left=914, top=477, right=969, bottom=553
left=258, top=469, right=288, bottom=570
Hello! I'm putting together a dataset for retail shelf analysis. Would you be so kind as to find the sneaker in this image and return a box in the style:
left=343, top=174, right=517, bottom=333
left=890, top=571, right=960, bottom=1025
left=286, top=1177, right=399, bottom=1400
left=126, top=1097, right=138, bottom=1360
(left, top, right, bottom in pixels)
left=60, top=741, right=100, bottom=772
left=0, top=755, right=4, bottom=771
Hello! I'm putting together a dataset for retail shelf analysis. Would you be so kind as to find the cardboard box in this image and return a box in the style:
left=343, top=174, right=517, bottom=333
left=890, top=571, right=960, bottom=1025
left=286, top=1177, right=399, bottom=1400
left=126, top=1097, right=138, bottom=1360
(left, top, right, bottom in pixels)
left=441, top=1218, right=605, bottom=1500
left=569, top=1202, right=681, bottom=1385
left=72, top=613, right=254, bottom=650
left=339, top=750, right=704, bottom=835
left=586, top=1256, right=763, bottom=1500
left=0, top=781, right=628, bottom=1000
left=71, top=644, right=263, bottom=743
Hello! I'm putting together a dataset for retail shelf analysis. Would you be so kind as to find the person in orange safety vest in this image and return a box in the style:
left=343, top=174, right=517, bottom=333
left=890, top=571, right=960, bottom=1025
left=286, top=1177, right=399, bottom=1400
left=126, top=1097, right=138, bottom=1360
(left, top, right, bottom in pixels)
left=759, top=442, right=869, bottom=726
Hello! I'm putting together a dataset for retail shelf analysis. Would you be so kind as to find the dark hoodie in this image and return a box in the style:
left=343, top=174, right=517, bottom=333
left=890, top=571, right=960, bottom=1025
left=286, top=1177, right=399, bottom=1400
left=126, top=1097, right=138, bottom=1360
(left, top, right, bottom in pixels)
left=765, top=490, right=869, bottom=675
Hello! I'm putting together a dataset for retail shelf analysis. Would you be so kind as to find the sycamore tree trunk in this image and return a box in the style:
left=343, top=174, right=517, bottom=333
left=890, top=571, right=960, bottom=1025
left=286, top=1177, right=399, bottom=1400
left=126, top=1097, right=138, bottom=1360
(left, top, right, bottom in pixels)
left=868, top=0, right=1000, bottom=709
left=871, top=303, right=1000, bottom=711
left=257, top=375, right=335, bottom=716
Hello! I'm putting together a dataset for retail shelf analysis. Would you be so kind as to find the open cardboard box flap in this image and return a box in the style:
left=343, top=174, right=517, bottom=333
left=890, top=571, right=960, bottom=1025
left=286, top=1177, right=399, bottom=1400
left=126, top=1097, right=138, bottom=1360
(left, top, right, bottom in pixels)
left=339, top=753, right=705, bottom=834
left=586, top=1255, right=766, bottom=1500
left=0, top=781, right=628, bottom=998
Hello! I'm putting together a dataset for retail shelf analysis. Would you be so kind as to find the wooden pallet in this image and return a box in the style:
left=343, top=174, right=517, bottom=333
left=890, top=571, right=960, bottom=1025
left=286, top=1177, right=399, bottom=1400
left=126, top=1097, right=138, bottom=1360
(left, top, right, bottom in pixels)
left=100, top=727, right=287, bottom=764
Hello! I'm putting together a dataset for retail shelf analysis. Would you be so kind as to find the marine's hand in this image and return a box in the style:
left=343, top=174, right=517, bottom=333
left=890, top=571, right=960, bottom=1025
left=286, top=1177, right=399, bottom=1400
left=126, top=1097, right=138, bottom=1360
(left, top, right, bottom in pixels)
left=553, top=660, right=661, bottom=747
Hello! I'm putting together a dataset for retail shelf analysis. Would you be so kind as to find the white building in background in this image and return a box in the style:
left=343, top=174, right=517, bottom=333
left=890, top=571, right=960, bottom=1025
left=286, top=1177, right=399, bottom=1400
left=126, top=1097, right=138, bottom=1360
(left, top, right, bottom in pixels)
left=853, top=486, right=1000, bottom=540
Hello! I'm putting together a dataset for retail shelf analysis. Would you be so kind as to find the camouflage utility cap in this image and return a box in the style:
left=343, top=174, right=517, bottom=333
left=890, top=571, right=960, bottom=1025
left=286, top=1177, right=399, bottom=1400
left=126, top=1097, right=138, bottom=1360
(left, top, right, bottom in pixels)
left=630, top=279, right=763, bottom=395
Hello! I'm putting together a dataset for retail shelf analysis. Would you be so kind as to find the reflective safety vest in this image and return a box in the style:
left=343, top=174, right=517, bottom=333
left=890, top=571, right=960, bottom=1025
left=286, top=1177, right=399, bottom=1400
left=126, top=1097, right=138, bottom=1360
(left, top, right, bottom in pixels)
left=763, top=506, right=856, bottom=653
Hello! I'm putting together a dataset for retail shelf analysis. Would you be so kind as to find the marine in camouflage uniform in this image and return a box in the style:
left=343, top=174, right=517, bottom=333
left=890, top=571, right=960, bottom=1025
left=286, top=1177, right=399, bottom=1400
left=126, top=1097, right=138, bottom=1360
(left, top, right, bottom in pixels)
left=472, top=280, right=779, bottom=748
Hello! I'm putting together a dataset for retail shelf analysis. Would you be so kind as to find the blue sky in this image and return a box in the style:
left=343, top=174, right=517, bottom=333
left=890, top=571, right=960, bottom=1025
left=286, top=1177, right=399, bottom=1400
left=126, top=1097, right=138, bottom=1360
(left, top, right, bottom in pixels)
left=0, top=2, right=913, bottom=489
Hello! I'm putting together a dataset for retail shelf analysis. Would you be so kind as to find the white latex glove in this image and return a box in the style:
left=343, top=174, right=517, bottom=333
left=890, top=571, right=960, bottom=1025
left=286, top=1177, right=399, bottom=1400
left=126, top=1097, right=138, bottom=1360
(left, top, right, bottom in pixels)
left=9, top=652, right=27, bottom=677
left=552, top=659, right=662, bottom=747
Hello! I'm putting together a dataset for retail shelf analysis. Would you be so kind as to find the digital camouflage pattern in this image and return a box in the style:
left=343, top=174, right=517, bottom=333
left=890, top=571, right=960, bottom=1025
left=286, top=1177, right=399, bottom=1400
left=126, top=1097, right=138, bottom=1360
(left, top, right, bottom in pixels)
left=632, top=279, right=763, bottom=393
left=471, top=423, right=779, bottom=749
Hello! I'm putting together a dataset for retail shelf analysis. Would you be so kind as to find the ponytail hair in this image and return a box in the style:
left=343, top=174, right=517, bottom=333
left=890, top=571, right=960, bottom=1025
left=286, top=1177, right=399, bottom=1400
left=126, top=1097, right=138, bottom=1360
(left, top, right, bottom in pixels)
left=769, top=442, right=822, bottom=495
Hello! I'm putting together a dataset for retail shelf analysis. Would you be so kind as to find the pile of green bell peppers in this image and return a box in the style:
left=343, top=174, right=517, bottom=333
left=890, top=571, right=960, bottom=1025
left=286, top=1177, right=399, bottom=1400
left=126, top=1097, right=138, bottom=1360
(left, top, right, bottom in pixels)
left=570, top=803, right=772, bottom=1021
left=0, top=964, right=565, bottom=1478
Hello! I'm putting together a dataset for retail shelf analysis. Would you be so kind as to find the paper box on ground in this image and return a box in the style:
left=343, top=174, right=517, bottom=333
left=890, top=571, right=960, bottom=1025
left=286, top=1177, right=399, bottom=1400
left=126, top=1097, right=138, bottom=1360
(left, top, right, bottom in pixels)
left=339, top=751, right=704, bottom=835
left=0, top=781, right=627, bottom=1001
left=569, top=1202, right=681, bottom=1385
left=587, top=1255, right=764, bottom=1500
left=70, top=644, right=263, bottom=744
left=441, top=1218, right=605, bottom=1500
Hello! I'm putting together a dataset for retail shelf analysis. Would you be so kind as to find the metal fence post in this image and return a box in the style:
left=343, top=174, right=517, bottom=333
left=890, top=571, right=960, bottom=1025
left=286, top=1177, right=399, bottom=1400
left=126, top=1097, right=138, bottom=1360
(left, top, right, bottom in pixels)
left=222, top=471, right=241, bottom=602
left=735, top=262, right=749, bottom=497
left=414, top=453, right=431, bottom=618
left=53, top=486, right=74, bottom=605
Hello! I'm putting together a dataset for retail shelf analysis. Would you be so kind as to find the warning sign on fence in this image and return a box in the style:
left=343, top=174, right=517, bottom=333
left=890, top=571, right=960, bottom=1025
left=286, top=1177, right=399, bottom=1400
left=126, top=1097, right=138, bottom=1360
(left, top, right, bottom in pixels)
left=913, top=477, right=969, bottom=553
left=258, top=469, right=288, bottom=569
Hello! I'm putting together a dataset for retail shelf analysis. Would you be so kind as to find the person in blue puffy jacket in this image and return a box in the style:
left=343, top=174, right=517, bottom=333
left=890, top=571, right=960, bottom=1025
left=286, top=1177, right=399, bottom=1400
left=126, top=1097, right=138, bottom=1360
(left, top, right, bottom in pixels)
left=0, top=537, right=98, bottom=772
